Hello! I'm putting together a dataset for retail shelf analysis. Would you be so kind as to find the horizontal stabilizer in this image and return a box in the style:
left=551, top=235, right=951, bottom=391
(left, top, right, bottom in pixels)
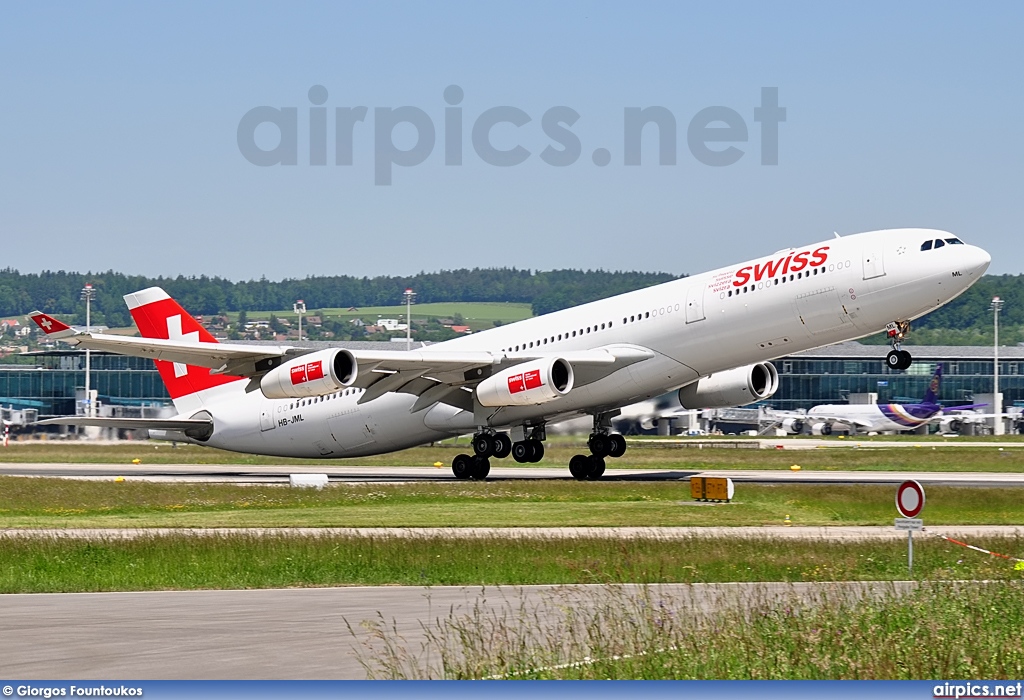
left=33, top=416, right=212, bottom=432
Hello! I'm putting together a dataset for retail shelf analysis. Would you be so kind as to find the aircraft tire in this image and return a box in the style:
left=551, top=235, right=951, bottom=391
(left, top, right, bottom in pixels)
left=492, top=433, right=513, bottom=459
left=472, top=433, right=494, bottom=457
left=608, top=434, right=627, bottom=458
left=585, top=456, right=606, bottom=480
left=470, top=456, right=491, bottom=480
left=886, top=350, right=902, bottom=369
left=528, top=439, right=545, bottom=463
left=898, top=350, right=913, bottom=370
left=452, top=453, right=473, bottom=480
left=588, top=433, right=611, bottom=458
left=512, top=441, right=532, bottom=463
left=569, top=454, right=589, bottom=480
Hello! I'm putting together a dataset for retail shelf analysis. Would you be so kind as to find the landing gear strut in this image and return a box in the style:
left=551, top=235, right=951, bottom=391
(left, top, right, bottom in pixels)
left=452, top=428, right=531, bottom=480
left=885, top=321, right=912, bottom=370
left=569, top=412, right=626, bottom=480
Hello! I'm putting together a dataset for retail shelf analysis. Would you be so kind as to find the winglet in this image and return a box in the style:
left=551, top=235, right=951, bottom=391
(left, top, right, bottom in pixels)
left=27, top=311, right=76, bottom=337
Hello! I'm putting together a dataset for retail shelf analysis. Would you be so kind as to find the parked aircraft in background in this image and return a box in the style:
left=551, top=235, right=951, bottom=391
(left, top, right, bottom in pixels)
left=30, top=228, right=989, bottom=480
left=770, top=364, right=986, bottom=435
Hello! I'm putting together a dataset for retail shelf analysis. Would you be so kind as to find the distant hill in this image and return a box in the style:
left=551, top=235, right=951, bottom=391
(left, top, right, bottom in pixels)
left=0, top=267, right=678, bottom=328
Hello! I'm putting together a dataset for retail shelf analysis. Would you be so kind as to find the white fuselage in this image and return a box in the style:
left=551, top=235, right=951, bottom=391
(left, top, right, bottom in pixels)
left=805, top=403, right=938, bottom=433
left=169, top=228, right=990, bottom=458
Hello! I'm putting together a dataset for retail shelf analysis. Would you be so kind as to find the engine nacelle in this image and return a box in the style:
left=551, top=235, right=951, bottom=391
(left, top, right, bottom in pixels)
left=781, top=417, right=805, bottom=434
left=476, top=358, right=574, bottom=407
left=810, top=421, right=832, bottom=436
left=939, top=417, right=963, bottom=434
left=677, top=362, right=779, bottom=410
left=260, top=349, right=357, bottom=399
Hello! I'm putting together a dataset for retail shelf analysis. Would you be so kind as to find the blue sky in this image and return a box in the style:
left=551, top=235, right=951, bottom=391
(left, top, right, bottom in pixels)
left=1, top=1, right=1021, bottom=280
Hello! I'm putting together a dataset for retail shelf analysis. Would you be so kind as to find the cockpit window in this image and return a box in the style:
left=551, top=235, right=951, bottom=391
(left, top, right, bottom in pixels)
left=921, top=240, right=933, bottom=251
left=945, top=237, right=964, bottom=245
left=934, top=239, right=945, bottom=248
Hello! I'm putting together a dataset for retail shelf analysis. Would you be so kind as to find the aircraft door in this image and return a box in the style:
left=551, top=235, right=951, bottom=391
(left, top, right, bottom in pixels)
left=685, top=285, right=706, bottom=323
left=259, top=402, right=276, bottom=432
left=862, top=246, right=886, bottom=280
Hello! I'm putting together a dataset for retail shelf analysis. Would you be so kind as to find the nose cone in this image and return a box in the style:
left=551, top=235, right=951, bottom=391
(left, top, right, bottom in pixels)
left=966, top=245, right=992, bottom=277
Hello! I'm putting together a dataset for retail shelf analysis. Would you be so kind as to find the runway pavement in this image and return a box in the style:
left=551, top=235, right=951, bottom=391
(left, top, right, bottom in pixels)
left=2, top=461, right=1024, bottom=485
left=0, top=581, right=917, bottom=679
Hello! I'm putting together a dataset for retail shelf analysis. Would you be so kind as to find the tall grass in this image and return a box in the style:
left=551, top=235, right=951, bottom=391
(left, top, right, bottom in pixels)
left=0, top=533, right=1021, bottom=593
left=352, top=582, right=1024, bottom=679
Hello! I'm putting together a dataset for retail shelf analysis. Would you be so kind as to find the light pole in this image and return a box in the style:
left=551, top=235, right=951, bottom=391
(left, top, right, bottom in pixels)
left=403, top=288, right=416, bottom=350
left=991, top=296, right=1004, bottom=435
left=293, top=300, right=306, bottom=342
left=80, top=284, right=96, bottom=419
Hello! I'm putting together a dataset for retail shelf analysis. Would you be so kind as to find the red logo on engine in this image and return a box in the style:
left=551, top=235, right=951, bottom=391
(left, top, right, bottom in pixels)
left=291, top=361, right=324, bottom=386
left=508, top=373, right=526, bottom=394
left=508, top=370, right=542, bottom=394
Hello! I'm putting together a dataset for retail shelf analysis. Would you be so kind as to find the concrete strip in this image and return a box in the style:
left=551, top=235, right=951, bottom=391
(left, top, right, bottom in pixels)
left=0, top=581, right=918, bottom=680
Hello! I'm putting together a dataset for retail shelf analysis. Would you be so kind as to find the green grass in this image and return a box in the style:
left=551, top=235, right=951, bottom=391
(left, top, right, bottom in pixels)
left=1, top=533, right=1022, bottom=593
left=4, top=440, right=1024, bottom=473
left=357, top=581, right=1024, bottom=679
left=2, top=478, right=1024, bottom=528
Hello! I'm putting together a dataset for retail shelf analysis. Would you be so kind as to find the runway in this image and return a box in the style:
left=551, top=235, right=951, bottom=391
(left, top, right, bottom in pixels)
left=3, top=461, right=1024, bottom=486
left=0, top=581, right=917, bottom=679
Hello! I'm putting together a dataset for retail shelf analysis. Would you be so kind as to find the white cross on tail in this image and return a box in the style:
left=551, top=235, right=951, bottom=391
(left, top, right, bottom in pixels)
left=166, top=314, right=199, bottom=378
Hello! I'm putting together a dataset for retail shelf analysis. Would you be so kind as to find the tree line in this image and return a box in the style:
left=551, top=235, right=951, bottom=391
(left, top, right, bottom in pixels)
left=0, top=268, right=679, bottom=328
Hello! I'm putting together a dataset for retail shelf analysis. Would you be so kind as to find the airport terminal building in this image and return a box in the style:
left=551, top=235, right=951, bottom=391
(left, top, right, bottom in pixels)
left=2, top=341, right=1023, bottom=426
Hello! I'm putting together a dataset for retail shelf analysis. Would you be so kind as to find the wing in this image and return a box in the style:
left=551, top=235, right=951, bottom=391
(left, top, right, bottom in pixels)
left=29, top=311, right=653, bottom=409
left=349, top=344, right=654, bottom=411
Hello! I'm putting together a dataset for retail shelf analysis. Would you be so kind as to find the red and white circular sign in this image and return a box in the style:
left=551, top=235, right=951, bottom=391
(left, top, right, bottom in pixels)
left=896, top=480, right=925, bottom=518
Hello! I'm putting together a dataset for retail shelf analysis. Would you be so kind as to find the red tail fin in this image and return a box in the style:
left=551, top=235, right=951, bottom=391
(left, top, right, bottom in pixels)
left=124, top=287, right=242, bottom=401
left=28, top=311, right=73, bottom=336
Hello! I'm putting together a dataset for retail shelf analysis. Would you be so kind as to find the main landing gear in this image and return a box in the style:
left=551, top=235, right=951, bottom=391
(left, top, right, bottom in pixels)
left=568, top=413, right=627, bottom=481
left=884, top=321, right=913, bottom=370
left=451, top=427, right=544, bottom=480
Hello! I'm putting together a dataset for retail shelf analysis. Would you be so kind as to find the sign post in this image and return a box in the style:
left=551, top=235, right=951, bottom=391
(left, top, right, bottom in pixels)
left=895, top=480, right=925, bottom=574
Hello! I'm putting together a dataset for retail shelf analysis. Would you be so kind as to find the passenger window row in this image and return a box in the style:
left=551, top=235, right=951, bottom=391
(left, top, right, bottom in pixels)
left=719, top=260, right=853, bottom=300
left=499, top=301, right=685, bottom=355
left=288, top=387, right=362, bottom=410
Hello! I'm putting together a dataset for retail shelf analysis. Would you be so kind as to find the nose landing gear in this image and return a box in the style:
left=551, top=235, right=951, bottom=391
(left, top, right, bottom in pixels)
left=885, top=321, right=913, bottom=370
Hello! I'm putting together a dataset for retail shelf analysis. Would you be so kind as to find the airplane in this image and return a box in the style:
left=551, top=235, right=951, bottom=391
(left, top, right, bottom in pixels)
left=28, top=228, right=990, bottom=480
left=770, top=364, right=987, bottom=435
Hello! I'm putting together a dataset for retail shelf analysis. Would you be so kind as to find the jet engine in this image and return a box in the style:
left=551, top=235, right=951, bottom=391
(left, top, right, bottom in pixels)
left=260, top=349, right=357, bottom=399
left=677, top=362, right=779, bottom=410
left=475, top=358, right=574, bottom=407
left=810, top=421, right=832, bottom=436
left=939, top=416, right=963, bottom=434
left=781, top=417, right=805, bottom=434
